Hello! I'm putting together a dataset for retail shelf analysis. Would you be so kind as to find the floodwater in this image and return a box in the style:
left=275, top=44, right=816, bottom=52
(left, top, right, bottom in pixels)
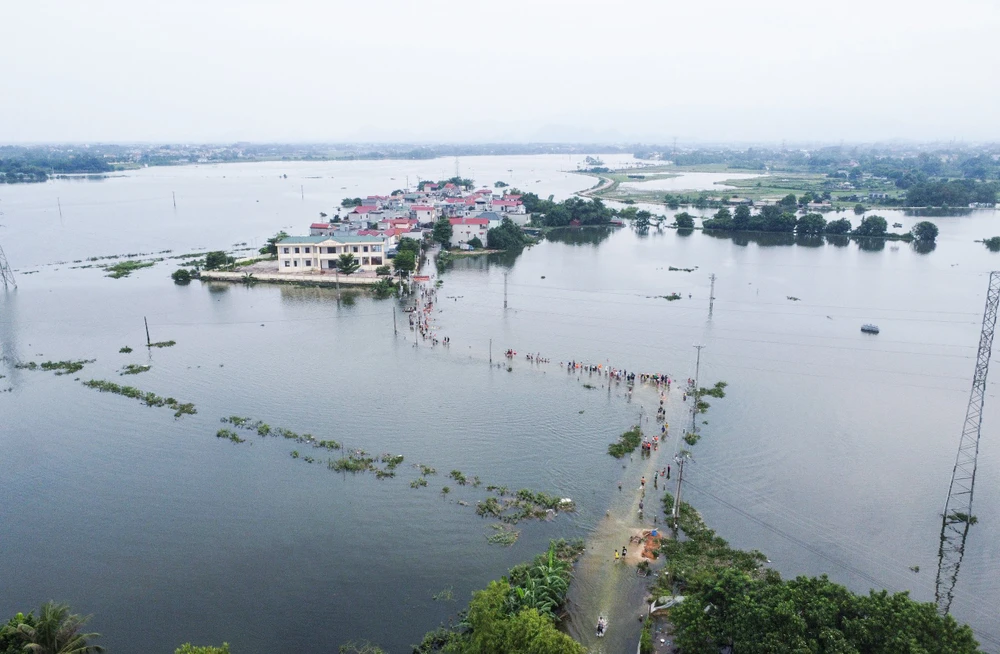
left=2, top=158, right=1000, bottom=653
left=620, top=171, right=764, bottom=192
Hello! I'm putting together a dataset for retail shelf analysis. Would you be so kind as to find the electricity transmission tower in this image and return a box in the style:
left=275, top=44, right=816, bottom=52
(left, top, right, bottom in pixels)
left=0, top=244, right=15, bottom=289
left=935, top=271, right=1000, bottom=615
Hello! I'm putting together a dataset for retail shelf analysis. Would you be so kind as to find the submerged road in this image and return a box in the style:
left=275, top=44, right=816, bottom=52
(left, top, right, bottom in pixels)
left=566, top=380, right=689, bottom=652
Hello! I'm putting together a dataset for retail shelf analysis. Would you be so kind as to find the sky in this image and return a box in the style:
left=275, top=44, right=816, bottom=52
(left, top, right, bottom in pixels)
left=2, top=0, right=999, bottom=144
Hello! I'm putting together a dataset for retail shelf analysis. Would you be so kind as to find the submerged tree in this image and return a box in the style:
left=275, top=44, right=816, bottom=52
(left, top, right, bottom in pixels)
left=337, top=253, right=361, bottom=276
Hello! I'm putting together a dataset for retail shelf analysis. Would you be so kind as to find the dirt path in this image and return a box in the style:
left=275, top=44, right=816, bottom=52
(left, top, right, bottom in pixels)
left=577, top=175, right=615, bottom=198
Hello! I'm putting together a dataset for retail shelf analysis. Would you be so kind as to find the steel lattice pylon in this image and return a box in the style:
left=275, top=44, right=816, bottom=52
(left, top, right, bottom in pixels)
left=0, top=244, right=15, bottom=289
left=935, top=271, right=1000, bottom=615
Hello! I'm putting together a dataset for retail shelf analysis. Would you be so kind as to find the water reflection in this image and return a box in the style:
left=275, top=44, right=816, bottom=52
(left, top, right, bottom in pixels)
left=912, top=240, right=937, bottom=255
left=856, top=237, right=885, bottom=252
left=827, top=235, right=850, bottom=248
left=544, top=226, right=613, bottom=247
left=676, top=228, right=694, bottom=238
left=794, top=234, right=825, bottom=249
left=905, top=207, right=973, bottom=217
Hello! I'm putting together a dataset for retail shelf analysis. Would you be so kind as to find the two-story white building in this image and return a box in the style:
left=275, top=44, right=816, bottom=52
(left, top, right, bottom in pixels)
left=277, top=235, right=387, bottom=272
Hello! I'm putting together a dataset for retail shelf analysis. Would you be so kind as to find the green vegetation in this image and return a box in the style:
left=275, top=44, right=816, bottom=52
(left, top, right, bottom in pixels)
left=0, top=601, right=104, bottom=654
left=983, top=236, right=1000, bottom=252
left=337, top=253, right=361, bottom=276
left=0, top=149, right=113, bottom=183
left=105, top=260, right=156, bottom=279
left=912, top=220, right=940, bottom=242
left=393, top=250, right=416, bottom=277
left=341, top=197, right=363, bottom=207
left=175, top=645, right=230, bottom=654
left=467, top=236, right=484, bottom=249
left=656, top=494, right=979, bottom=654
left=258, top=231, right=289, bottom=256
left=375, top=265, right=391, bottom=276
left=639, top=617, right=654, bottom=654
left=120, top=364, right=151, bottom=376
left=410, top=478, right=428, bottom=489
left=608, top=425, right=642, bottom=458
left=432, top=217, right=453, bottom=246
left=15, top=359, right=94, bottom=375
left=216, top=429, right=245, bottom=444
left=450, top=470, right=468, bottom=485
left=119, top=346, right=133, bottom=353
left=81, top=380, right=196, bottom=417
left=338, top=641, right=386, bottom=654
left=414, top=541, right=585, bottom=653
left=486, top=217, right=531, bottom=250
left=699, top=381, right=728, bottom=398
left=171, top=268, right=192, bottom=284
left=674, top=212, right=695, bottom=229
left=204, top=251, right=233, bottom=270
left=370, top=277, right=397, bottom=299
left=658, top=293, right=682, bottom=301
left=855, top=214, right=888, bottom=236
left=148, top=340, right=176, bottom=348
left=486, top=523, right=520, bottom=547
left=907, top=179, right=998, bottom=207
left=524, top=194, right=613, bottom=227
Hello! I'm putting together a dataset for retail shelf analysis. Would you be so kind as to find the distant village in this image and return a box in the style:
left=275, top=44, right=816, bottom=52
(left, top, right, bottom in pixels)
left=275, top=181, right=528, bottom=274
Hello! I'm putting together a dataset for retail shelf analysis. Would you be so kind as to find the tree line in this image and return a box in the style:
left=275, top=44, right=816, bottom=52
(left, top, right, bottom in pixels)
left=696, top=205, right=938, bottom=241
left=0, top=153, right=113, bottom=183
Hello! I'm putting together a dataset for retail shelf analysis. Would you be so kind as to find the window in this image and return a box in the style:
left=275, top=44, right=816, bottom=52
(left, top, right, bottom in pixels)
left=304, top=247, right=311, bottom=254
left=363, top=245, right=369, bottom=253
left=328, top=260, right=336, bottom=269
left=283, top=247, right=289, bottom=254
left=371, top=257, right=382, bottom=265
left=305, top=259, right=312, bottom=266
left=352, top=246, right=359, bottom=253
left=372, top=245, right=382, bottom=252
left=293, top=260, right=298, bottom=267
left=362, top=257, right=370, bottom=265
left=284, top=260, right=290, bottom=267
left=327, top=247, right=336, bottom=254
left=294, top=247, right=300, bottom=254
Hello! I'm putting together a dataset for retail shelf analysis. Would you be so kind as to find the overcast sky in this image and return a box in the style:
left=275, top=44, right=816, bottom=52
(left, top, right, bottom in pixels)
left=3, top=0, right=999, bottom=144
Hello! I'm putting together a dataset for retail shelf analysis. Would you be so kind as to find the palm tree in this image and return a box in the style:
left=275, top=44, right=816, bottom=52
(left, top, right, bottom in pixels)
left=3, top=602, right=104, bottom=654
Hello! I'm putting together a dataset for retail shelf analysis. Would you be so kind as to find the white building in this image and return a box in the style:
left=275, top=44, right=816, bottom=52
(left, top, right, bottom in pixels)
left=449, top=217, right=489, bottom=246
left=277, top=235, right=387, bottom=272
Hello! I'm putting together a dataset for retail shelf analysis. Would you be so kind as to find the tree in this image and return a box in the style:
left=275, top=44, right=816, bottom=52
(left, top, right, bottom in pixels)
left=635, top=210, right=651, bottom=231
left=1, top=602, right=104, bottom=654
left=432, top=217, right=453, bottom=247
left=171, top=268, right=192, bottom=284
left=337, top=253, right=361, bottom=276
left=911, top=221, right=939, bottom=242
left=825, top=217, right=852, bottom=234
left=674, top=212, right=695, bottom=229
left=796, top=213, right=827, bottom=235
left=259, top=231, right=289, bottom=256
left=732, top=205, right=752, bottom=230
left=853, top=203, right=866, bottom=215
left=779, top=194, right=797, bottom=209
left=467, top=236, right=483, bottom=249
left=375, top=265, right=391, bottom=276
left=1, top=612, right=36, bottom=654
left=396, top=237, right=420, bottom=255
left=393, top=250, right=416, bottom=277
left=340, top=197, right=362, bottom=208
left=175, top=645, right=230, bottom=654
left=204, top=251, right=229, bottom=270
left=488, top=218, right=529, bottom=250
left=855, top=215, right=888, bottom=237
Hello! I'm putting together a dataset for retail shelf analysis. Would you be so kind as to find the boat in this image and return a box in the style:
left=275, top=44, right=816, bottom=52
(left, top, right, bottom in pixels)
left=893, top=222, right=903, bottom=228
left=596, top=616, right=608, bottom=638
left=861, top=324, right=880, bottom=334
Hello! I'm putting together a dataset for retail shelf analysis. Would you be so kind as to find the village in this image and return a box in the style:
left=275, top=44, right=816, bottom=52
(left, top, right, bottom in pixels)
left=267, top=181, right=530, bottom=279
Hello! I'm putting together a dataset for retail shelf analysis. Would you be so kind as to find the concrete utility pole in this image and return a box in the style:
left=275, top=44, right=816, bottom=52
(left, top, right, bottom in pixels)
left=144, top=317, right=151, bottom=347
left=57, top=197, right=63, bottom=220
left=489, top=338, right=492, bottom=364
left=503, top=272, right=508, bottom=310
left=172, top=191, right=176, bottom=209
left=393, top=307, right=397, bottom=336
left=671, top=453, right=685, bottom=530
left=691, top=345, right=705, bottom=434
left=709, top=273, right=716, bottom=318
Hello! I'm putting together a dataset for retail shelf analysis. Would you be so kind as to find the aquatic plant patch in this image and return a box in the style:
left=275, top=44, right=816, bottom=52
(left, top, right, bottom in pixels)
left=608, top=425, right=642, bottom=458
left=81, top=379, right=196, bottom=417
left=15, top=359, right=94, bottom=375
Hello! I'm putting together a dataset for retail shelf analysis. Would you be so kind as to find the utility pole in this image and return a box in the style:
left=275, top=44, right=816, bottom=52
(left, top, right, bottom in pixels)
left=144, top=317, right=151, bottom=347
left=172, top=191, right=176, bottom=209
left=671, top=453, right=686, bottom=530
left=691, top=345, right=705, bottom=434
left=0, top=244, right=16, bottom=289
left=336, top=270, right=341, bottom=303
left=709, top=274, right=716, bottom=318
left=393, top=307, right=398, bottom=336
left=503, top=272, right=508, bottom=310
left=489, top=338, right=492, bottom=364
left=936, top=271, right=1000, bottom=615
left=301, top=185, right=304, bottom=200
left=57, top=197, right=63, bottom=220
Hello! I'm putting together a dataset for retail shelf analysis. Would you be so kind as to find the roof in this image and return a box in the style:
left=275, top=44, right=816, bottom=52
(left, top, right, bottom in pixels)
left=478, top=212, right=503, bottom=221
left=352, top=205, right=381, bottom=214
left=444, top=197, right=465, bottom=203
left=278, top=236, right=328, bottom=244
left=450, top=217, right=489, bottom=226
left=411, top=205, right=435, bottom=211
left=493, top=199, right=519, bottom=207
left=310, top=222, right=331, bottom=229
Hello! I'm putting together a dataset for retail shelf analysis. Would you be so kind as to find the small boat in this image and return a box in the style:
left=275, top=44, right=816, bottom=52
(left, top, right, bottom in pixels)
left=596, top=616, right=608, bottom=638
left=861, top=324, right=880, bottom=334
left=893, top=222, right=903, bottom=228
